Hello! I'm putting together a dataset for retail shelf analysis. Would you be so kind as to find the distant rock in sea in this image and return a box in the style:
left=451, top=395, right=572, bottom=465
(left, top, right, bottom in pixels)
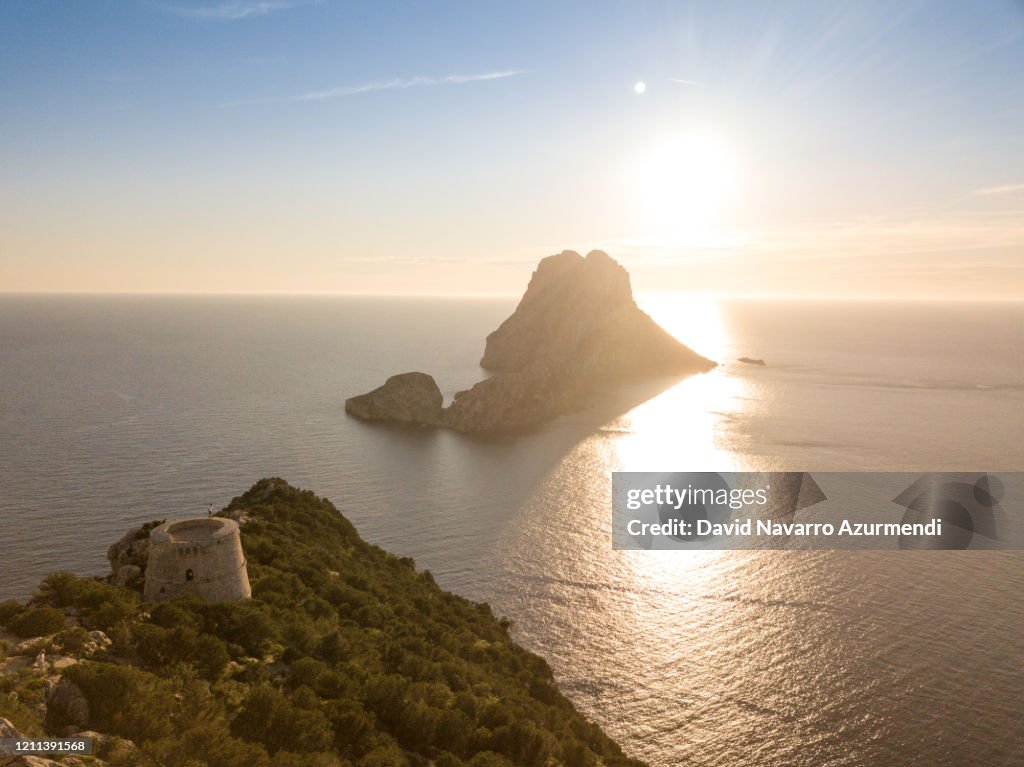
left=344, top=371, right=444, bottom=426
left=738, top=357, right=766, bottom=366
left=346, top=249, right=716, bottom=432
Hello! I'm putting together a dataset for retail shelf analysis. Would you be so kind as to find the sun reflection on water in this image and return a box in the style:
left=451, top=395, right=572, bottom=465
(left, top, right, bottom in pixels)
left=614, top=372, right=744, bottom=472
left=612, top=294, right=746, bottom=473
left=512, top=294, right=750, bottom=631
left=610, top=294, right=747, bottom=585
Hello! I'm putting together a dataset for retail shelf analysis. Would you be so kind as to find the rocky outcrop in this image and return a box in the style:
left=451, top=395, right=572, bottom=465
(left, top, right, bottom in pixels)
left=0, top=717, right=22, bottom=739
left=480, top=250, right=635, bottom=372
left=112, top=564, right=142, bottom=588
left=1, top=755, right=66, bottom=767
left=45, top=678, right=89, bottom=732
left=106, top=521, right=163, bottom=579
left=346, top=250, right=715, bottom=433
left=0, top=717, right=67, bottom=766
left=345, top=372, right=444, bottom=426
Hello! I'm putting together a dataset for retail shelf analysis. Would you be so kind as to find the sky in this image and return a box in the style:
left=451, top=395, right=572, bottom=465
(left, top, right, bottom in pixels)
left=1, top=0, right=1023, bottom=298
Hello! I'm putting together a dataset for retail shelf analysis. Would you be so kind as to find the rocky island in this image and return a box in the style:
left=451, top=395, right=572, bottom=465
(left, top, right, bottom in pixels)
left=346, top=249, right=715, bottom=432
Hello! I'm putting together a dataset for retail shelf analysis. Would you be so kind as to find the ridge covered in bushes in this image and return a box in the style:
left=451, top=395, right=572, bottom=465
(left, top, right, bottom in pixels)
left=0, top=478, right=645, bottom=767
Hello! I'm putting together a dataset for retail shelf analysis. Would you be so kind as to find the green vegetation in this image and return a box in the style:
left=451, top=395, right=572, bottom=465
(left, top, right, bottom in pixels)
left=2, top=604, right=67, bottom=638
left=0, top=478, right=645, bottom=767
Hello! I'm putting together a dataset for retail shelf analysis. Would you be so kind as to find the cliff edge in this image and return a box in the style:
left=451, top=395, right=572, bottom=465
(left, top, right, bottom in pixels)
left=0, top=478, right=647, bottom=767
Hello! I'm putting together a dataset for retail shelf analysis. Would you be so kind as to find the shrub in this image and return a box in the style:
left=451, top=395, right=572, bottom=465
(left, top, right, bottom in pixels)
left=0, top=600, right=24, bottom=627
left=466, top=753, right=515, bottom=767
left=324, top=699, right=377, bottom=758
left=149, top=600, right=203, bottom=632
left=8, top=606, right=65, bottom=638
left=33, top=572, right=84, bottom=607
left=290, top=684, right=319, bottom=710
left=270, top=752, right=340, bottom=767
left=196, top=602, right=277, bottom=656
left=132, top=623, right=230, bottom=680
left=231, top=685, right=333, bottom=755
left=357, top=744, right=408, bottom=767
left=66, top=662, right=179, bottom=742
left=286, top=657, right=326, bottom=690
left=53, top=626, right=92, bottom=655
left=145, top=722, right=271, bottom=767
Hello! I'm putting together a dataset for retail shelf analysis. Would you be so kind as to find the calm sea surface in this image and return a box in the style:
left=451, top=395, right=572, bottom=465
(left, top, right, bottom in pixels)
left=1, top=295, right=1022, bottom=766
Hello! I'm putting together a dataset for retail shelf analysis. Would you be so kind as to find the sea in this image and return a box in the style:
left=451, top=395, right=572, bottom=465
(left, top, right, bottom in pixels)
left=1, top=294, right=1022, bottom=766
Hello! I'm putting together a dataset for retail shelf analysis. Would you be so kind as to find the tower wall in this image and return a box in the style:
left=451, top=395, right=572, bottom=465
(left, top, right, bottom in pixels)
left=143, top=517, right=251, bottom=602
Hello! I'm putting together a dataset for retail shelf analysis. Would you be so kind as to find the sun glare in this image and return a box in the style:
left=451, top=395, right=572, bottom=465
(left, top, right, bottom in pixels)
left=633, top=134, right=736, bottom=239
left=609, top=295, right=743, bottom=472
left=637, top=293, right=730, bottom=361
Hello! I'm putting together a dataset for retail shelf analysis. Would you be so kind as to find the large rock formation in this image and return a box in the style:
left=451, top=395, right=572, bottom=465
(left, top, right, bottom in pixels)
left=346, top=250, right=715, bottom=432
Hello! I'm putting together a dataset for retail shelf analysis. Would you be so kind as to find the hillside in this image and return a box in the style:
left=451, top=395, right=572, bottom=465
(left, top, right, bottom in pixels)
left=0, top=478, right=646, bottom=767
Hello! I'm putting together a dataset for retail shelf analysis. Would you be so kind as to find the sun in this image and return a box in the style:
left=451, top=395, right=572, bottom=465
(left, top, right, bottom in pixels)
left=633, top=134, right=736, bottom=238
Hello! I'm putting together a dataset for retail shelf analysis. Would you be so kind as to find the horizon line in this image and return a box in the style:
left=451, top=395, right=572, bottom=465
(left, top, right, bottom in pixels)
left=1, top=290, right=1022, bottom=303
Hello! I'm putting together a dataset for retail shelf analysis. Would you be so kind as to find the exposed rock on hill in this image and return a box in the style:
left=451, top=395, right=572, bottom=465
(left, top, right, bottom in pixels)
left=106, top=521, right=163, bottom=574
left=45, top=678, right=90, bottom=732
left=346, top=250, right=715, bottom=432
left=0, top=717, right=21, bottom=740
left=105, top=520, right=163, bottom=590
left=0, top=718, right=69, bottom=767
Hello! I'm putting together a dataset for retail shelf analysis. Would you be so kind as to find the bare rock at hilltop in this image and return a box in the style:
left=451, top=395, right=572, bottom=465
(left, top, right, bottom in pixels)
left=106, top=520, right=163, bottom=578
left=480, top=250, right=634, bottom=371
left=485, top=250, right=712, bottom=378
left=346, top=250, right=715, bottom=432
left=345, top=372, right=444, bottom=426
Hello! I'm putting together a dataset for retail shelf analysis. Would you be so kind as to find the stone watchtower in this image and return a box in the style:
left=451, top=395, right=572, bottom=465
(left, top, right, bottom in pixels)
left=143, top=517, right=251, bottom=602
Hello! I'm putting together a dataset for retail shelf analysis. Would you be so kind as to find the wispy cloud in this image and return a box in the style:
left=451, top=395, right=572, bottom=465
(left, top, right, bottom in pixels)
left=972, top=182, right=1024, bottom=196
left=294, top=70, right=529, bottom=102
left=668, top=77, right=705, bottom=87
left=221, top=69, right=528, bottom=107
left=164, top=1, right=306, bottom=20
